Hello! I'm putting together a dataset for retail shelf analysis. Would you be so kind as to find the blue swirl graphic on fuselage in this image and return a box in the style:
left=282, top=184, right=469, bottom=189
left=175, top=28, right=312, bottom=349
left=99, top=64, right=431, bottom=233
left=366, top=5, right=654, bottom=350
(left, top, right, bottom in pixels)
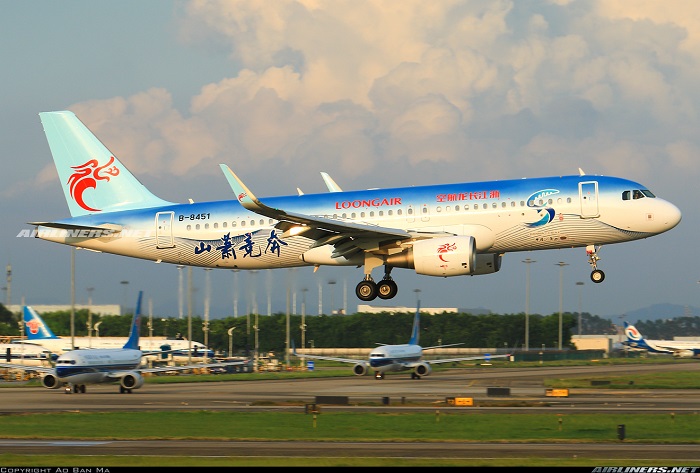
left=526, top=208, right=555, bottom=228
left=527, top=189, right=560, bottom=208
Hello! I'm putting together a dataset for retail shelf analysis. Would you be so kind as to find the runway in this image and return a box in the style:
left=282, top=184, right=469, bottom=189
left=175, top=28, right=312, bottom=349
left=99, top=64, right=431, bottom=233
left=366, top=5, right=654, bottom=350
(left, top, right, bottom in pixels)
left=2, top=362, right=700, bottom=462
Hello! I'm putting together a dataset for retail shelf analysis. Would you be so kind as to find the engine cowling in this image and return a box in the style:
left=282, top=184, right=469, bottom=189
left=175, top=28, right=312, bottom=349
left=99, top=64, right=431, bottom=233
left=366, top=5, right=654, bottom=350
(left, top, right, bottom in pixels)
left=352, top=362, right=370, bottom=376
left=120, top=372, right=145, bottom=390
left=672, top=350, right=696, bottom=358
left=473, top=253, right=502, bottom=275
left=386, top=236, right=477, bottom=277
left=42, top=373, right=62, bottom=389
left=413, top=362, right=432, bottom=377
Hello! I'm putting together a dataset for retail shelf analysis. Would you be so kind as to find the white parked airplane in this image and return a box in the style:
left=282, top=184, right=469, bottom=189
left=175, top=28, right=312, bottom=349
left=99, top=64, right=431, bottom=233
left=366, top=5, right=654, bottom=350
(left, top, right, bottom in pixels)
left=292, top=302, right=509, bottom=379
left=0, top=292, right=249, bottom=393
left=28, top=111, right=681, bottom=302
left=623, top=322, right=700, bottom=358
left=18, top=305, right=214, bottom=360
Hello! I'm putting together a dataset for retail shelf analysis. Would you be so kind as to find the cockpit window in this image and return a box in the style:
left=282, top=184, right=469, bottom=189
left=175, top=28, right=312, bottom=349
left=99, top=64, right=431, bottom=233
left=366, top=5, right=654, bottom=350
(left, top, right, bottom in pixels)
left=622, top=189, right=656, bottom=201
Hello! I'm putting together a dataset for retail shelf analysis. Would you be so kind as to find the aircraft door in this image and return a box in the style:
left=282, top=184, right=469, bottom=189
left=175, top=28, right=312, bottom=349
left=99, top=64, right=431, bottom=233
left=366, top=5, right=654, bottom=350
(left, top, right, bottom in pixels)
left=420, top=204, right=430, bottom=222
left=406, top=204, right=415, bottom=223
left=155, top=211, right=175, bottom=248
left=579, top=181, right=600, bottom=218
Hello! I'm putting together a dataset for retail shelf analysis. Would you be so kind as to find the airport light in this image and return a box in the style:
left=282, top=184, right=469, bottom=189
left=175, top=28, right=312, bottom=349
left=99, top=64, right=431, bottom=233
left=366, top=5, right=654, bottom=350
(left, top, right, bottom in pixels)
left=555, top=262, right=569, bottom=350
left=301, top=288, right=308, bottom=368
left=328, top=280, right=336, bottom=314
left=177, top=265, right=185, bottom=319
left=231, top=269, right=239, bottom=318
left=576, top=282, right=585, bottom=336
left=522, top=258, right=536, bottom=351
left=86, top=287, right=94, bottom=347
left=227, top=326, right=236, bottom=358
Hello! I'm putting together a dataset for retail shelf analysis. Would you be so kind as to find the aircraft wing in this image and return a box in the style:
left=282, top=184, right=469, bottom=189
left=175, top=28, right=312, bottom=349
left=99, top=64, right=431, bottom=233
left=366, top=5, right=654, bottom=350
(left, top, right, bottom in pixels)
left=219, top=164, right=453, bottom=257
left=290, top=351, right=365, bottom=364
left=0, top=362, right=54, bottom=374
left=290, top=341, right=364, bottom=364
left=654, top=344, right=700, bottom=356
left=419, top=353, right=511, bottom=366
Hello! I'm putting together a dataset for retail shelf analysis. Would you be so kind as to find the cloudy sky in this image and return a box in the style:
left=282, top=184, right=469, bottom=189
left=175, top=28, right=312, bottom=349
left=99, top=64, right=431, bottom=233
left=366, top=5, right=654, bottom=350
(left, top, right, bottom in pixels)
left=1, top=0, right=697, bottom=322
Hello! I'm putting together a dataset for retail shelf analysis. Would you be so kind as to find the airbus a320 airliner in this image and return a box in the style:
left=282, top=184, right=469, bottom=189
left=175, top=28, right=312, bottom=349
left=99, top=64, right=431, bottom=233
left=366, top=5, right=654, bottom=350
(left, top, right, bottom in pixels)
left=27, top=111, right=681, bottom=302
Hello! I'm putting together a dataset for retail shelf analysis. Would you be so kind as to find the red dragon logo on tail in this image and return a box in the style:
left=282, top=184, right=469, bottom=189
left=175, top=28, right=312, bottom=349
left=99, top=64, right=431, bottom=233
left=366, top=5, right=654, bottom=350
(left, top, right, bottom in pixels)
left=67, top=156, right=120, bottom=211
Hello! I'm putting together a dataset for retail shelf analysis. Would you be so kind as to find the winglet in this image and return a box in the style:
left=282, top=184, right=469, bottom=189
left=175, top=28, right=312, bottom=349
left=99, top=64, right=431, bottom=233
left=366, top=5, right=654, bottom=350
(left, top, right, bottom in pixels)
left=123, top=291, right=143, bottom=350
left=320, top=172, right=343, bottom=192
left=219, top=164, right=266, bottom=212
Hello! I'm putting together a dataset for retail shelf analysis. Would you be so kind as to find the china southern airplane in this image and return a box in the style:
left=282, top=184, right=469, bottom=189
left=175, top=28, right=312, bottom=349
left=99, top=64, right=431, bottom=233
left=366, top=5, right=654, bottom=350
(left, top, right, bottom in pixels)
left=292, top=302, right=509, bottom=379
left=0, top=292, right=248, bottom=393
left=28, top=111, right=682, bottom=302
left=623, top=322, right=700, bottom=358
left=19, top=305, right=214, bottom=359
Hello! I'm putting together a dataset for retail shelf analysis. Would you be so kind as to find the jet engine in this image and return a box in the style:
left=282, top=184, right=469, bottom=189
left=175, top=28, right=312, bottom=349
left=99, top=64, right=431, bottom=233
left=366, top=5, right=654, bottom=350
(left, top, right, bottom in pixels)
left=120, top=372, right=145, bottom=390
left=41, top=373, right=62, bottom=389
left=413, top=362, right=432, bottom=377
left=672, top=350, right=696, bottom=358
left=387, top=236, right=477, bottom=277
left=352, top=362, right=370, bottom=376
left=473, top=253, right=502, bottom=275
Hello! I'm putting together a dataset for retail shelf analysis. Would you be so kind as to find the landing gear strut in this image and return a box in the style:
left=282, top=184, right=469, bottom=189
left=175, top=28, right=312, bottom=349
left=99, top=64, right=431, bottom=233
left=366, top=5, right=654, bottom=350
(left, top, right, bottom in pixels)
left=355, top=261, right=399, bottom=301
left=586, top=245, right=605, bottom=283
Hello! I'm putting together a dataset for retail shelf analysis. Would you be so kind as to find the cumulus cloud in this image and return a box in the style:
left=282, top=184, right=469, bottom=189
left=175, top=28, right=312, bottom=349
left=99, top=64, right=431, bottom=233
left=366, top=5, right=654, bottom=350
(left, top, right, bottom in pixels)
left=61, top=0, right=700, bottom=190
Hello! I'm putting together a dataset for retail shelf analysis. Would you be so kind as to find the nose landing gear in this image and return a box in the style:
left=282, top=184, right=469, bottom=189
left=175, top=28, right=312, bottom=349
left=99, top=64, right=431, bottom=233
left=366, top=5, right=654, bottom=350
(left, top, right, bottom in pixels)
left=586, top=245, right=605, bottom=283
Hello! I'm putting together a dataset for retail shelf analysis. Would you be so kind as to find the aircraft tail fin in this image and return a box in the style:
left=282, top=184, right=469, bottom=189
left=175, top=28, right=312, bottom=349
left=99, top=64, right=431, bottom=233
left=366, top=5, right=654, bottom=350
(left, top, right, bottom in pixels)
left=123, top=291, right=143, bottom=350
left=23, top=306, right=59, bottom=340
left=408, top=301, right=420, bottom=345
left=39, top=111, right=173, bottom=217
left=623, top=322, right=649, bottom=348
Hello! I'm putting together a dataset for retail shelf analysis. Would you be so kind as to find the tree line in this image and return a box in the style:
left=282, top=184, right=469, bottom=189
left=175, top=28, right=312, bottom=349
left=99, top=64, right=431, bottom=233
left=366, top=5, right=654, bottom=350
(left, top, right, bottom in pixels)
left=1, top=305, right=698, bottom=356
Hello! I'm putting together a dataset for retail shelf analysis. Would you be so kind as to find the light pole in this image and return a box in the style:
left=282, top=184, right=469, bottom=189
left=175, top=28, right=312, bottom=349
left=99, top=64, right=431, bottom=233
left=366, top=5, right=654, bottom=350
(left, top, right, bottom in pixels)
left=522, top=258, right=536, bottom=351
left=86, top=287, right=94, bottom=347
left=413, top=288, right=421, bottom=309
left=576, top=282, right=585, bottom=336
left=177, top=265, right=184, bottom=319
left=555, top=261, right=569, bottom=350
left=227, top=326, right=236, bottom=358
left=203, top=268, right=212, bottom=353
left=120, top=280, right=129, bottom=316
left=232, top=270, right=239, bottom=317
left=187, top=266, right=193, bottom=365
left=328, top=280, right=336, bottom=314
left=301, top=288, right=308, bottom=368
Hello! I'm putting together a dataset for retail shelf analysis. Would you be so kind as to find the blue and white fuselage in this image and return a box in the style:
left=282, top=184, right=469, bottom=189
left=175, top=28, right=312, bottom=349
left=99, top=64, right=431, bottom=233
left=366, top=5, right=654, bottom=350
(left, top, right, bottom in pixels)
left=30, top=111, right=682, bottom=302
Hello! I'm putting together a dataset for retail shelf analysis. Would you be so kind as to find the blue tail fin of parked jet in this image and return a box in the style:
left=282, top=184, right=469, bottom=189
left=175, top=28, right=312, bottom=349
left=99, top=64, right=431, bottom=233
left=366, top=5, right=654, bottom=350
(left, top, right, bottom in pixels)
left=39, top=111, right=173, bottom=217
left=122, top=291, right=143, bottom=350
left=23, top=306, right=59, bottom=340
left=408, top=301, right=420, bottom=346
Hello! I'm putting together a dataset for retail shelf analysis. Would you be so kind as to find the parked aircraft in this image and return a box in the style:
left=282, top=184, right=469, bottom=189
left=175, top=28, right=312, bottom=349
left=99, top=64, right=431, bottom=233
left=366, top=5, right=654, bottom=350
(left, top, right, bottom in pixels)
left=1, top=342, right=52, bottom=366
left=0, top=292, right=249, bottom=393
left=623, top=322, right=700, bottom=358
left=291, top=302, right=509, bottom=379
left=18, top=305, right=214, bottom=360
left=30, top=111, right=681, bottom=302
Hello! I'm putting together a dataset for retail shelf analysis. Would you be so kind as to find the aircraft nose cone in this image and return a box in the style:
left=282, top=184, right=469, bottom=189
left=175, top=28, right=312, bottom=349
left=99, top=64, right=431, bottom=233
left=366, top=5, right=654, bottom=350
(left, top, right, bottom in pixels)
left=662, top=200, right=682, bottom=229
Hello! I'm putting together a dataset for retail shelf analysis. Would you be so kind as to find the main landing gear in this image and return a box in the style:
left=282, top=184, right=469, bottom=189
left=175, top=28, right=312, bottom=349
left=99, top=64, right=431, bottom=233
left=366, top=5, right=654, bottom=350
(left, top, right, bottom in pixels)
left=355, top=259, right=399, bottom=302
left=66, top=384, right=86, bottom=394
left=586, top=245, right=605, bottom=283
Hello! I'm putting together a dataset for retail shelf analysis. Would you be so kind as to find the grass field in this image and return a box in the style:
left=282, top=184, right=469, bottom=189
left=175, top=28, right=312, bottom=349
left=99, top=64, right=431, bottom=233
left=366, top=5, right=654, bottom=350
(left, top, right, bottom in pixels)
left=1, top=358, right=699, bottom=467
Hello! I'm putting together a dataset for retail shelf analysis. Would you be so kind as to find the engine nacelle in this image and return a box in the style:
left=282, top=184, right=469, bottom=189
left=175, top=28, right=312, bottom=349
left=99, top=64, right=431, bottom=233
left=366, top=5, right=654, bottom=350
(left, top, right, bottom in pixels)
left=387, top=236, right=476, bottom=277
left=473, top=253, right=502, bottom=275
left=413, top=362, right=432, bottom=377
left=672, top=350, right=696, bottom=358
left=41, top=373, right=62, bottom=389
left=352, top=362, right=370, bottom=376
left=120, top=372, right=145, bottom=390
